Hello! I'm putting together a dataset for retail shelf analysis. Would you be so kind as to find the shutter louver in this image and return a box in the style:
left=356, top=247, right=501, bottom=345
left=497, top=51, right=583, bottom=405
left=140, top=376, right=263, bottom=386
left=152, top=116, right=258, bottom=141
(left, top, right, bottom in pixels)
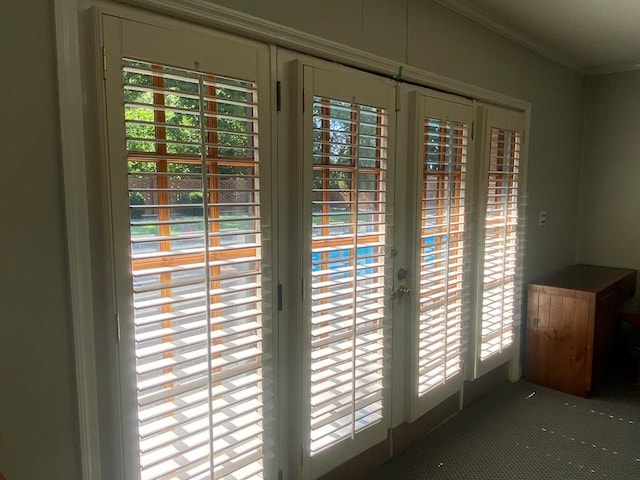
left=309, top=97, right=388, bottom=456
left=417, top=117, right=469, bottom=396
left=123, top=59, right=265, bottom=480
left=479, top=127, right=522, bottom=361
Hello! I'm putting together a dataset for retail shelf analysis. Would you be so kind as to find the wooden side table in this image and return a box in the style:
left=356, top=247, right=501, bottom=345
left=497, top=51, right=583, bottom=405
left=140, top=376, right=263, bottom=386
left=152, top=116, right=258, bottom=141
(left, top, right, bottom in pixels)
left=524, top=265, right=636, bottom=397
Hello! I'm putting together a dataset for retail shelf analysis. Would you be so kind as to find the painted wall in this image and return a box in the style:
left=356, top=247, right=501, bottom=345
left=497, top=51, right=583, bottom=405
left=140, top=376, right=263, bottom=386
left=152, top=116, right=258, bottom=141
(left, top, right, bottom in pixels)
left=0, top=0, right=82, bottom=478
left=208, top=0, right=586, bottom=281
left=577, top=70, right=640, bottom=294
left=0, top=0, right=586, bottom=478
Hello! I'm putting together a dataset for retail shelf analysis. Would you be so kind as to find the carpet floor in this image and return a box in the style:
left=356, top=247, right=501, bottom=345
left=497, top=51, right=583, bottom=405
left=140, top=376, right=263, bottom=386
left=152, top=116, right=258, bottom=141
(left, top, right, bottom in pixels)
left=366, top=369, right=640, bottom=479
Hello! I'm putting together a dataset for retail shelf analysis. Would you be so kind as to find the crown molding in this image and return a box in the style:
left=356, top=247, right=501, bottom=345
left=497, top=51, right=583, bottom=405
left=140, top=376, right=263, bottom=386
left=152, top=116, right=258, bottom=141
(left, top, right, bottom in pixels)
left=586, top=61, right=640, bottom=77
left=115, top=0, right=529, bottom=110
left=433, top=0, right=585, bottom=74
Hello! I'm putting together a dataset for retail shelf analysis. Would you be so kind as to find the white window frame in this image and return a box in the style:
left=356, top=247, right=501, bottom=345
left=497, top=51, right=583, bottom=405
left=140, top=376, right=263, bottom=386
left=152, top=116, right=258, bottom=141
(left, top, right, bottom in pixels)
left=471, top=105, right=528, bottom=380
left=403, top=88, right=476, bottom=421
left=54, top=1, right=531, bottom=479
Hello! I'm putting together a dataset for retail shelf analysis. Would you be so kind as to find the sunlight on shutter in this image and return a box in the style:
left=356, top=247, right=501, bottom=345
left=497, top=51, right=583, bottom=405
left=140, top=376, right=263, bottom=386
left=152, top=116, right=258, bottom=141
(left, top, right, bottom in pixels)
left=417, top=118, right=468, bottom=395
left=123, top=59, right=265, bottom=480
left=480, top=127, right=521, bottom=361
left=309, top=96, right=388, bottom=456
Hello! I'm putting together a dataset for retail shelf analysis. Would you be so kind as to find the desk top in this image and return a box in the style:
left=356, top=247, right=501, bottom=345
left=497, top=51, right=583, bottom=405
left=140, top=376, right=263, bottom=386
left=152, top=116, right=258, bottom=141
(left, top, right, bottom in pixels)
left=530, top=264, right=636, bottom=293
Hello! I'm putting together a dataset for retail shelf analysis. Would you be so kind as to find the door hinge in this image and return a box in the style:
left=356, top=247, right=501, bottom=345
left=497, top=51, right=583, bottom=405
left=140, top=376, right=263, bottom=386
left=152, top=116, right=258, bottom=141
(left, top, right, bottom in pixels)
left=115, top=312, right=121, bottom=342
left=278, top=470, right=283, bottom=480
left=300, top=446, right=304, bottom=466
left=395, top=85, right=401, bottom=112
left=277, top=283, right=283, bottom=311
left=102, top=46, right=107, bottom=80
left=276, top=81, right=282, bottom=112
left=302, top=89, right=305, bottom=113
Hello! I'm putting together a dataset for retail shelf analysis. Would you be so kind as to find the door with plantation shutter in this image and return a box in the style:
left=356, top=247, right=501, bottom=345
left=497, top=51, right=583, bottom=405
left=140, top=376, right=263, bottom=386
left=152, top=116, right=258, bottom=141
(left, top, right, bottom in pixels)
left=103, top=16, right=275, bottom=480
left=474, top=106, right=526, bottom=377
left=300, top=64, right=396, bottom=478
left=405, top=92, right=474, bottom=421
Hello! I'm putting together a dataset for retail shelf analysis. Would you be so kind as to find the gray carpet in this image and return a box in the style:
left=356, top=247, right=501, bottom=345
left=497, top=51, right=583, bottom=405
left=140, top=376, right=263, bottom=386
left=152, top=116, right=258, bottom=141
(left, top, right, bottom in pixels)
left=366, top=380, right=640, bottom=479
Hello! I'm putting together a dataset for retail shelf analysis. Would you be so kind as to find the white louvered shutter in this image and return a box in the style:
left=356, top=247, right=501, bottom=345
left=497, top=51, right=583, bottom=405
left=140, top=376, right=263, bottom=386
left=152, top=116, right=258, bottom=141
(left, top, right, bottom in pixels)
left=104, top=17, right=273, bottom=480
left=407, top=93, right=473, bottom=420
left=302, top=64, right=395, bottom=477
left=476, top=107, right=526, bottom=376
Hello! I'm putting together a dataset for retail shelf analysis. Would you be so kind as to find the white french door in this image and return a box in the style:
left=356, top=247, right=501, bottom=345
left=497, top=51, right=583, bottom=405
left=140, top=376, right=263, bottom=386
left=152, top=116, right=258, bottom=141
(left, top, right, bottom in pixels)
left=299, top=62, right=397, bottom=478
left=103, top=16, right=276, bottom=480
left=473, top=106, right=526, bottom=377
left=403, top=90, right=474, bottom=421
left=99, top=11, right=528, bottom=479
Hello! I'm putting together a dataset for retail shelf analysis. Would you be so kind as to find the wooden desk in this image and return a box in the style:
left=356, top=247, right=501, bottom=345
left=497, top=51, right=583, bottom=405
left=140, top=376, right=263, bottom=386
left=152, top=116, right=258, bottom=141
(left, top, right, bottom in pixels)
left=524, top=264, right=636, bottom=397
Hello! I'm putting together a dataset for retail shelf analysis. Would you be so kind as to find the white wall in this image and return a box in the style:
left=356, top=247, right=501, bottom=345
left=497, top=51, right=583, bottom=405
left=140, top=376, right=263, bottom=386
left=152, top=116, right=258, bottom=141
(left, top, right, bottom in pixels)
left=209, top=0, right=586, bottom=281
left=0, top=0, right=82, bottom=478
left=0, top=0, right=586, bottom=477
left=577, top=70, right=640, bottom=293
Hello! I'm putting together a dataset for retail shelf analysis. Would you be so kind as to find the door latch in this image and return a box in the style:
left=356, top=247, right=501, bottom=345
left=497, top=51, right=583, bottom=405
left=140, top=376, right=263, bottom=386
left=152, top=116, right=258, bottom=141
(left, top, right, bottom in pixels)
left=391, top=285, right=412, bottom=300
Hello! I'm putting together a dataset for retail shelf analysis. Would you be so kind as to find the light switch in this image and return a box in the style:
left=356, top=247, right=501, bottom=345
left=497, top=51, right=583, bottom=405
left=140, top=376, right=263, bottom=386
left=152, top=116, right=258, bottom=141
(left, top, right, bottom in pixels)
left=538, top=211, right=547, bottom=226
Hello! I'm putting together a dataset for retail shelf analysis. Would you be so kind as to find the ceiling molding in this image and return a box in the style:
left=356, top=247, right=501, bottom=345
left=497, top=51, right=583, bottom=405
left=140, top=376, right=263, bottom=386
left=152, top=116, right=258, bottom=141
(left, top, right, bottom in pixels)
left=586, top=61, right=640, bottom=77
left=433, top=0, right=585, bottom=74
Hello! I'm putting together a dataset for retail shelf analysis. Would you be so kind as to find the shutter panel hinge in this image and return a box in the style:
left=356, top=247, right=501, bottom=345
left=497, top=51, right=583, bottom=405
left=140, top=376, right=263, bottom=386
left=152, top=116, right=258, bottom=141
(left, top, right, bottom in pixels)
left=395, top=86, right=401, bottom=112
left=276, top=81, right=282, bottom=112
left=102, top=46, right=107, bottom=80
left=278, top=470, right=283, bottom=480
left=471, top=120, right=475, bottom=141
left=301, top=278, right=305, bottom=300
left=115, top=312, right=121, bottom=342
left=277, top=283, right=283, bottom=311
left=390, top=247, right=398, bottom=257
left=302, top=89, right=305, bottom=113
left=300, top=446, right=304, bottom=466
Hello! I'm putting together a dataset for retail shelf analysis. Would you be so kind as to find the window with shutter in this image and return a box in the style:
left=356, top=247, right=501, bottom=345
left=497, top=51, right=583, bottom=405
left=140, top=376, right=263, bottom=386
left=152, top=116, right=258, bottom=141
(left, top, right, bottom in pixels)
left=301, top=64, right=396, bottom=477
left=125, top=59, right=265, bottom=480
left=405, top=92, right=473, bottom=420
left=475, top=107, right=525, bottom=376
left=104, top=16, right=274, bottom=480
left=309, top=96, right=388, bottom=455
left=417, top=117, right=468, bottom=393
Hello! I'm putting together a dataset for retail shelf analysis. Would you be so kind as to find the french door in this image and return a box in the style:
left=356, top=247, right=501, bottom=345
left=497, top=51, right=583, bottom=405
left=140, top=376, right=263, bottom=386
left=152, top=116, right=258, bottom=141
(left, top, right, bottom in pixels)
left=299, top=62, right=397, bottom=478
left=473, top=106, right=526, bottom=378
left=100, top=12, right=526, bottom=480
left=103, top=16, right=276, bottom=480
left=403, top=90, right=474, bottom=421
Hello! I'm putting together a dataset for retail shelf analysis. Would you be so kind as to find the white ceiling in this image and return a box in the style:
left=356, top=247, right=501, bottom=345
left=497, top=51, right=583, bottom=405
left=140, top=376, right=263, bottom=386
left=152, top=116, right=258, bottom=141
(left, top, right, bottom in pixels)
left=434, top=0, right=640, bottom=75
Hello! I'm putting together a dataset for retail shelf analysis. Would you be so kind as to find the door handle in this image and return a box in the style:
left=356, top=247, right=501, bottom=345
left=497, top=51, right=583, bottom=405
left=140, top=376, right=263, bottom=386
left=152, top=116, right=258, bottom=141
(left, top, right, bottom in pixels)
left=391, top=285, right=412, bottom=300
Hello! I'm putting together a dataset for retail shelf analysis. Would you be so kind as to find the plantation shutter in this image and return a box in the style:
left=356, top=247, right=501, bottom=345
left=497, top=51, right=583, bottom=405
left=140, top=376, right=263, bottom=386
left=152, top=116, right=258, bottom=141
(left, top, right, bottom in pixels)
left=302, top=64, right=396, bottom=477
left=104, top=17, right=274, bottom=480
left=475, top=106, right=526, bottom=377
left=407, top=92, right=473, bottom=420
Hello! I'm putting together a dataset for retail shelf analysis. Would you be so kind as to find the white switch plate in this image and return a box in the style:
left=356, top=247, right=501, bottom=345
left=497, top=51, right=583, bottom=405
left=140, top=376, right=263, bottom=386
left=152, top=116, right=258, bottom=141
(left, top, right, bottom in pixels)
left=538, top=211, right=547, bottom=226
